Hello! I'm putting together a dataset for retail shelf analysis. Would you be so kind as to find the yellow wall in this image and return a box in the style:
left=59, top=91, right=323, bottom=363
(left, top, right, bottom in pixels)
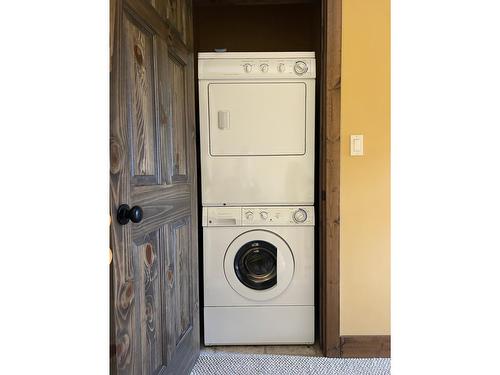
left=340, top=0, right=391, bottom=335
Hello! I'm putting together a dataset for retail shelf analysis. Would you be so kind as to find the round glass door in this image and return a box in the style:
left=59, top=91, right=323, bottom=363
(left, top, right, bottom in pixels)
left=224, top=229, right=294, bottom=301
left=234, top=241, right=277, bottom=290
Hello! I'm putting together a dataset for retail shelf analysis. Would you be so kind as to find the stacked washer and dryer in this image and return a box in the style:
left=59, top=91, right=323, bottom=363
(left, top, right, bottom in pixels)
left=198, top=52, right=316, bottom=345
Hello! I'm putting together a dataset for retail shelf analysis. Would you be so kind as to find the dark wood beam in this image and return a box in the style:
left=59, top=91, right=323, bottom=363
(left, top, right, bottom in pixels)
left=320, top=0, right=342, bottom=358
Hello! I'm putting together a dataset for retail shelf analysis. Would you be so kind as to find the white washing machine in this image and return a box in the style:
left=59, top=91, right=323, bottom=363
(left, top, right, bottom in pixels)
left=198, top=52, right=316, bottom=206
left=202, top=206, right=314, bottom=345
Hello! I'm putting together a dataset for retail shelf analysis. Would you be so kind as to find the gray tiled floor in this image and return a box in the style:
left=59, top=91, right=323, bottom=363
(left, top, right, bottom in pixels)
left=192, top=351, right=391, bottom=375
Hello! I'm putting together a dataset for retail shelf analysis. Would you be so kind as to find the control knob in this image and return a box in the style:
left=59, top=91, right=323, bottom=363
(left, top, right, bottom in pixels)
left=245, top=211, right=254, bottom=220
left=260, top=211, right=269, bottom=220
left=293, top=208, right=307, bottom=223
left=294, top=61, right=308, bottom=75
left=277, top=63, right=286, bottom=73
left=243, top=63, right=252, bottom=73
left=260, top=63, right=269, bottom=73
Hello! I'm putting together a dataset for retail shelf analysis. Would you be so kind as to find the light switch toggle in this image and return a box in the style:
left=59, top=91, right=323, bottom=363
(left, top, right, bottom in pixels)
left=350, top=135, right=364, bottom=156
left=218, top=110, right=230, bottom=130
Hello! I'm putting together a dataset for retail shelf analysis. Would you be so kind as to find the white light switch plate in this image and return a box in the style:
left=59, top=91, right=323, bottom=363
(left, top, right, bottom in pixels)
left=350, top=135, right=364, bottom=156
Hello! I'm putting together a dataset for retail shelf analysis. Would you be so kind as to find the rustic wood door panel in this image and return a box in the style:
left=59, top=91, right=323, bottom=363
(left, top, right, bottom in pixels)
left=134, top=232, right=163, bottom=374
left=152, top=0, right=192, bottom=46
left=123, top=13, right=161, bottom=184
left=170, top=218, right=193, bottom=341
left=111, top=1, right=198, bottom=374
left=168, top=53, right=189, bottom=181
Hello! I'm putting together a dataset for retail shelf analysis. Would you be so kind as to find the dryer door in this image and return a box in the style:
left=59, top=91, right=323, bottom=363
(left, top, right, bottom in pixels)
left=224, top=229, right=295, bottom=301
left=208, top=82, right=307, bottom=156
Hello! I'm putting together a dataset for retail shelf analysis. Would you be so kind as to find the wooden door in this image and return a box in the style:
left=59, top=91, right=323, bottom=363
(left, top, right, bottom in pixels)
left=110, top=0, right=198, bottom=374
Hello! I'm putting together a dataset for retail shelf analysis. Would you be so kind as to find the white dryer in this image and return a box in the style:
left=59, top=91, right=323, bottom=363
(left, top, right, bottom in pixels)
left=202, top=206, right=314, bottom=345
left=198, top=52, right=316, bottom=206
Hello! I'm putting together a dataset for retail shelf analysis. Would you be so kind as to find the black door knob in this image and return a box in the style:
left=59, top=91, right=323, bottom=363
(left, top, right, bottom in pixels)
left=117, top=204, right=143, bottom=225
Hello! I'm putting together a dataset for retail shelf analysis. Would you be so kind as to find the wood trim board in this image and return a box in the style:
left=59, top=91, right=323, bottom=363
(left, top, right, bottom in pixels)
left=319, top=0, right=342, bottom=358
left=340, top=336, right=391, bottom=358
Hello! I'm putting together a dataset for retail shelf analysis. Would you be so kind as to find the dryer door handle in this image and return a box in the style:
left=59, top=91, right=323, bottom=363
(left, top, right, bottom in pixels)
left=218, top=110, right=230, bottom=130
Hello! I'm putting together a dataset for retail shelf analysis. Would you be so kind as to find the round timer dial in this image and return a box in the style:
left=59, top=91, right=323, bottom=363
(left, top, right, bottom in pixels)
left=293, top=61, right=308, bottom=75
left=292, top=209, right=308, bottom=223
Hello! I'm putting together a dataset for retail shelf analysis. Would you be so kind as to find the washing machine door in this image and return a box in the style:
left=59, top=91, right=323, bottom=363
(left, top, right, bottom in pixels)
left=224, top=229, right=295, bottom=301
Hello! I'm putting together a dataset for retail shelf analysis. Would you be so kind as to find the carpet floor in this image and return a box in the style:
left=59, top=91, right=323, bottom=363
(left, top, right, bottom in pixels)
left=191, top=352, right=391, bottom=375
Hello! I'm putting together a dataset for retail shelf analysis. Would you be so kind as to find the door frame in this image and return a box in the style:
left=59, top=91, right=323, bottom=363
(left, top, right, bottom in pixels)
left=191, top=0, right=344, bottom=357
left=319, top=0, right=342, bottom=357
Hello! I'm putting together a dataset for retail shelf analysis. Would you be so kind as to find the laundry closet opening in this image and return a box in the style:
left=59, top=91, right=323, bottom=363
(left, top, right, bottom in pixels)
left=193, top=0, right=324, bottom=354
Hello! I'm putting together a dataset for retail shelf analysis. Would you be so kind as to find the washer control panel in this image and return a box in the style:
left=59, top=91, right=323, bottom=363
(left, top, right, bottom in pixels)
left=242, top=207, right=314, bottom=226
left=203, top=206, right=314, bottom=226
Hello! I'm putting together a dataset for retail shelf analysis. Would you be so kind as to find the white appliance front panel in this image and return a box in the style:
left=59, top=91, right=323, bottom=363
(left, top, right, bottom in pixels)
left=199, top=79, right=315, bottom=206
left=204, top=306, right=314, bottom=345
left=203, top=226, right=314, bottom=307
left=209, top=82, right=306, bottom=156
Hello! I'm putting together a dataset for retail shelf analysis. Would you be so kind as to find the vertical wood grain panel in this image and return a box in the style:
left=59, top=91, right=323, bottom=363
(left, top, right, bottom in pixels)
left=111, top=0, right=117, bottom=68
left=155, top=36, right=172, bottom=185
left=151, top=0, right=168, bottom=21
left=135, top=233, right=163, bottom=374
left=320, top=0, right=342, bottom=357
left=178, top=0, right=187, bottom=43
left=185, top=1, right=193, bottom=48
left=167, top=0, right=179, bottom=30
left=123, top=13, right=158, bottom=180
left=168, top=55, right=188, bottom=181
left=160, top=0, right=190, bottom=45
left=160, top=224, right=177, bottom=364
left=172, top=218, right=192, bottom=342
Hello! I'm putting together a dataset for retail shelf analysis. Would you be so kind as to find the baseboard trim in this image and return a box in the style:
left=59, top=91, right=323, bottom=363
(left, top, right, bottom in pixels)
left=340, top=335, right=391, bottom=358
left=324, top=345, right=341, bottom=358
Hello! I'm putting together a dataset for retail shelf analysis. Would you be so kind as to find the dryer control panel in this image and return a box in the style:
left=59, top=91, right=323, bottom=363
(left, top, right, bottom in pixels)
left=203, top=206, right=314, bottom=226
left=198, top=52, right=316, bottom=80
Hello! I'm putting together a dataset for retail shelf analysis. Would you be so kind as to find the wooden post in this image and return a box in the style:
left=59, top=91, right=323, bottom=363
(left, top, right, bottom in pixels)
left=319, top=0, right=342, bottom=357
